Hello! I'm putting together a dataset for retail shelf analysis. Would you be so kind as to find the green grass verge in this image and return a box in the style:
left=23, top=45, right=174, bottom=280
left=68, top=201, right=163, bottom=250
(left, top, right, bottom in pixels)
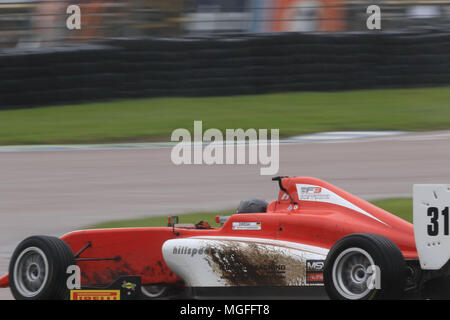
left=1, top=87, right=450, bottom=145
left=87, top=198, right=412, bottom=229
left=370, top=198, right=412, bottom=223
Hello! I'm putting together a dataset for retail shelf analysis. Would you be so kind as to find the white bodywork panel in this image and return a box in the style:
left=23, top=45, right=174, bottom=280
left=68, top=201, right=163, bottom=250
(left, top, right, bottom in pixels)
left=162, top=236, right=328, bottom=287
left=414, top=184, right=450, bottom=270
left=296, top=184, right=387, bottom=225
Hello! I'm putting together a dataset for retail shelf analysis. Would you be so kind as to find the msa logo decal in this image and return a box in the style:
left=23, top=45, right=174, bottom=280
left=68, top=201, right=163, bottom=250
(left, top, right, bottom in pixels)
left=306, top=260, right=324, bottom=284
left=70, top=290, right=120, bottom=300
left=306, top=260, right=324, bottom=272
left=232, top=222, right=262, bottom=231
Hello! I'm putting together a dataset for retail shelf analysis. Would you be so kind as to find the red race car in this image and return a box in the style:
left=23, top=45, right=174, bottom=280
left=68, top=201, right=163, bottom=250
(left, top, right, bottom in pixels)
left=1, top=176, right=450, bottom=300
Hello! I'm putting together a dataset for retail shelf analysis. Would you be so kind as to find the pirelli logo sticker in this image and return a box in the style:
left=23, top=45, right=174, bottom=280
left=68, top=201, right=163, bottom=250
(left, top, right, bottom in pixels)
left=232, top=221, right=261, bottom=231
left=70, top=290, right=120, bottom=300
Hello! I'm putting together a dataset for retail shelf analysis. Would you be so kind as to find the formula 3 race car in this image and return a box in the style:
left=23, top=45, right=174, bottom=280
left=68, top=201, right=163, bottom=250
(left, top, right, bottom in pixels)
left=1, top=176, right=450, bottom=300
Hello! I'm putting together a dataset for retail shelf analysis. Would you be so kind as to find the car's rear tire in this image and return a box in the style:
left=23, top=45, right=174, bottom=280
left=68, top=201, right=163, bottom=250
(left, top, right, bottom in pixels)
left=140, top=283, right=187, bottom=300
left=9, top=235, right=74, bottom=300
left=141, top=284, right=169, bottom=299
left=236, top=198, right=268, bottom=214
left=323, top=233, right=405, bottom=300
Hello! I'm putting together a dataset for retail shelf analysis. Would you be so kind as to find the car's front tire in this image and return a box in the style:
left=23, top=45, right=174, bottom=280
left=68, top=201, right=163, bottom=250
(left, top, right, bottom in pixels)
left=9, top=235, right=74, bottom=300
left=323, top=233, right=405, bottom=300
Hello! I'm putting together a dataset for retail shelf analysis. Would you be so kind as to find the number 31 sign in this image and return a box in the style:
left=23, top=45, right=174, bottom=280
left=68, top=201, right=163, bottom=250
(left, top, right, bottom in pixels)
left=414, top=184, right=450, bottom=270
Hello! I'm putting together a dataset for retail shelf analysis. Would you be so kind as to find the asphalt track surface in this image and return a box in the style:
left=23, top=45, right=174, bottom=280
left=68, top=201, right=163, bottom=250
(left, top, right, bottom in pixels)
left=2, top=130, right=450, bottom=299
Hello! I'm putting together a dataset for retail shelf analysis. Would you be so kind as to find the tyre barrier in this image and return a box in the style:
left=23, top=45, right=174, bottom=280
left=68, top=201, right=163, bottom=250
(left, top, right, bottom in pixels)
left=1, top=29, right=450, bottom=109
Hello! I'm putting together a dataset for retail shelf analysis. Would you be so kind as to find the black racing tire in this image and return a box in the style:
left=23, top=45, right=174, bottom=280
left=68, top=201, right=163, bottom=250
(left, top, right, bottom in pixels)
left=140, top=284, right=169, bottom=299
left=140, top=283, right=189, bottom=300
left=236, top=198, right=268, bottom=214
left=323, top=233, right=405, bottom=300
left=140, top=283, right=177, bottom=300
left=9, top=235, right=75, bottom=300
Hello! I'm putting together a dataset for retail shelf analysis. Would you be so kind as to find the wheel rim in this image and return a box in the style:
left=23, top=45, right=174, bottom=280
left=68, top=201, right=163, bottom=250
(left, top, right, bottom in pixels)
left=141, top=284, right=168, bottom=298
left=13, top=247, right=49, bottom=298
left=332, top=247, right=375, bottom=300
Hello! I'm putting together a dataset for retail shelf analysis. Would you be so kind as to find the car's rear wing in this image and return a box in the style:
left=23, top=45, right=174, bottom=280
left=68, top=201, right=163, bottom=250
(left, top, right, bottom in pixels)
left=414, top=184, right=450, bottom=270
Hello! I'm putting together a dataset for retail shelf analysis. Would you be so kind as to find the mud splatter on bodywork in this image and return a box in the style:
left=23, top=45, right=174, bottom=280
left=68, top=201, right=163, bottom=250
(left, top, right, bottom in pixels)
left=204, top=242, right=307, bottom=286
left=81, top=260, right=175, bottom=286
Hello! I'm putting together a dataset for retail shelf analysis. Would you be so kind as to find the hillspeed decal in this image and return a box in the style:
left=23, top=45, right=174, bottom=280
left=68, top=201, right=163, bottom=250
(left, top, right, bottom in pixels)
left=232, top=222, right=261, bottom=231
left=296, top=184, right=386, bottom=225
left=162, top=238, right=327, bottom=287
left=70, top=290, right=120, bottom=300
left=172, top=246, right=217, bottom=257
